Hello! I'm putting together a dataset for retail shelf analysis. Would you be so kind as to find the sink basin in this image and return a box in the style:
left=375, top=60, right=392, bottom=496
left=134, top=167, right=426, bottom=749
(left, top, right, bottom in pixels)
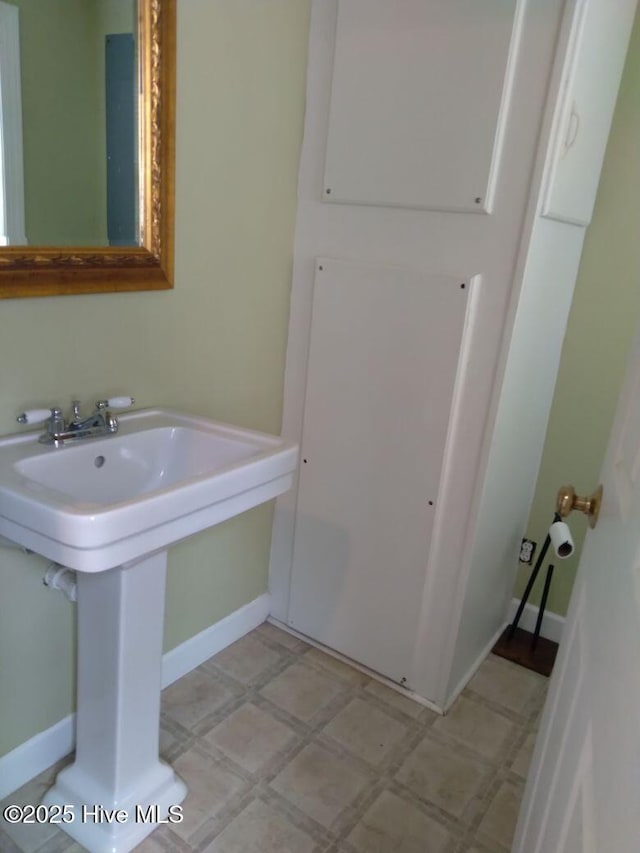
left=15, top=426, right=268, bottom=503
left=0, top=408, right=298, bottom=571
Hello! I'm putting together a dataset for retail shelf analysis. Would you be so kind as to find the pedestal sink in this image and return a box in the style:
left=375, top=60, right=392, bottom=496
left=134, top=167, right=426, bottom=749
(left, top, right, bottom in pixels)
left=0, top=409, right=298, bottom=853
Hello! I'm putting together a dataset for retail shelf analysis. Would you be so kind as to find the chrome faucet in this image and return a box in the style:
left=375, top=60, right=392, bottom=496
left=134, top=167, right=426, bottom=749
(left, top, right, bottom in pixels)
left=17, top=397, right=135, bottom=446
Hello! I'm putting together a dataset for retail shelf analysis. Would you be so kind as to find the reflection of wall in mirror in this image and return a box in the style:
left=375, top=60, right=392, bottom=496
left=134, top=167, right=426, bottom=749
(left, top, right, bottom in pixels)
left=6, top=0, right=135, bottom=247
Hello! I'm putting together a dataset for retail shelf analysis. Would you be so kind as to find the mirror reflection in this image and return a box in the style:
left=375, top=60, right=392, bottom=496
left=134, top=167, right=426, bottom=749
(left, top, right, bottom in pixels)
left=0, top=0, right=138, bottom=248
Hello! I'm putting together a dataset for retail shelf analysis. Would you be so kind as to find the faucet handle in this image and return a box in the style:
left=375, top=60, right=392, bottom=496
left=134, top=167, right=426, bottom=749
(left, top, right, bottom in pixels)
left=71, top=400, right=82, bottom=418
left=96, top=397, right=135, bottom=410
left=108, top=396, right=135, bottom=409
left=17, top=407, right=61, bottom=425
left=96, top=396, right=135, bottom=410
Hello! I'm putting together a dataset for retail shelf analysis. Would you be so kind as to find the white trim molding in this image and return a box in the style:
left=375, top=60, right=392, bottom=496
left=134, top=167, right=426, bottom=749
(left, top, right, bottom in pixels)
left=161, top=593, right=270, bottom=688
left=0, top=594, right=270, bottom=801
left=0, top=715, right=76, bottom=805
left=0, top=1, right=26, bottom=246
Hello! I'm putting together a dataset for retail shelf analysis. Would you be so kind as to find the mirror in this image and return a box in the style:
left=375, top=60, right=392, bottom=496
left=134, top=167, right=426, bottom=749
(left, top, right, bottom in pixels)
left=0, top=0, right=175, bottom=298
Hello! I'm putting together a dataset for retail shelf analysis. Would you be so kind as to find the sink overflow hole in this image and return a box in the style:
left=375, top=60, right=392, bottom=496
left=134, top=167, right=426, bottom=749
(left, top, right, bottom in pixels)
left=94, top=455, right=106, bottom=468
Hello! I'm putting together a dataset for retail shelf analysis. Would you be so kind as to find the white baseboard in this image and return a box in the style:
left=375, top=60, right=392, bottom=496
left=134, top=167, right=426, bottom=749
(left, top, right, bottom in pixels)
left=0, top=593, right=270, bottom=801
left=507, top=597, right=565, bottom=645
left=0, top=715, right=76, bottom=804
left=161, top=593, right=270, bottom=688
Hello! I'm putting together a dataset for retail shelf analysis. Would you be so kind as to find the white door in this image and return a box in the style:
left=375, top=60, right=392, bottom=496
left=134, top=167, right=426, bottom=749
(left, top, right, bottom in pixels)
left=514, top=323, right=640, bottom=852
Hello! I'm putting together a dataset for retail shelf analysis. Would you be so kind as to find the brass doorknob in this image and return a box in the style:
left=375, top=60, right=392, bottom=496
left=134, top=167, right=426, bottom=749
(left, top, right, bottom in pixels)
left=556, top=484, right=603, bottom=529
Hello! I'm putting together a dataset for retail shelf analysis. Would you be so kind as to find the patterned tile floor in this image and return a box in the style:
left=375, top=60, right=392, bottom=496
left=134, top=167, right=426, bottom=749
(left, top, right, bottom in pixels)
left=1, top=622, right=547, bottom=853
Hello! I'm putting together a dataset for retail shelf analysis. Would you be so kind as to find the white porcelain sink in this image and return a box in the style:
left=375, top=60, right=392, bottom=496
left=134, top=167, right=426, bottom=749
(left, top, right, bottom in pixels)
left=0, top=408, right=298, bottom=572
left=0, top=408, right=297, bottom=853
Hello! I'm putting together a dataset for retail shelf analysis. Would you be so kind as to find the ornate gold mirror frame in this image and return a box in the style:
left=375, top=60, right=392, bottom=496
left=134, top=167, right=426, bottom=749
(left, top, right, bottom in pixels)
left=0, top=0, right=176, bottom=299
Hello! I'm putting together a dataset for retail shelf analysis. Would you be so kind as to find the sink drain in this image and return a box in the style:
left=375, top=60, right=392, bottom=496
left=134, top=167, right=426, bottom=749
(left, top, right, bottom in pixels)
left=94, top=455, right=106, bottom=468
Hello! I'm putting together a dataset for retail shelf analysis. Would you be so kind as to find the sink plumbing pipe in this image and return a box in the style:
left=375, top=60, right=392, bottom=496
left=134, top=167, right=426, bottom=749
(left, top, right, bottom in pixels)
left=43, top=564, right=77, bottom=603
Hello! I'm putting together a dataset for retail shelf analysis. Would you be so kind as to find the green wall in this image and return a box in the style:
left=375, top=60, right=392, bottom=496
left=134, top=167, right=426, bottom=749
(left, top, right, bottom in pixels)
left=514, top=6, right=640, bottom=616
left=0, top=0, right=311, bottom=759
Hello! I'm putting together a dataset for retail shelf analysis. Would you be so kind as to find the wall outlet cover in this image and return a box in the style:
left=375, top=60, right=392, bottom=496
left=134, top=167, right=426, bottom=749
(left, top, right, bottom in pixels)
left=519, top=538, right=537, bottom=564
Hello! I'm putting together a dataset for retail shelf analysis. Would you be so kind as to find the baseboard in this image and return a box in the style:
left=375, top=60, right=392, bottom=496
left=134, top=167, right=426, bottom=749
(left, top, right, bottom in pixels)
left=161, top=593, right=270, bottom=688
left=0, top=715, right=76, bottom=804
left=507, top=597, right=565, bottom=645
left=0, top=593, right=270, bottom=801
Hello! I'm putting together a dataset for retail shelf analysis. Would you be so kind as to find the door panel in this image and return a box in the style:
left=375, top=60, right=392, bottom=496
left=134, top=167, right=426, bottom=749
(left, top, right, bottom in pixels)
left=287, top=258, right=470, bottom=684
left=515, top=321, right=640, bottom=851
left=323, top=0, right=523, bottom=213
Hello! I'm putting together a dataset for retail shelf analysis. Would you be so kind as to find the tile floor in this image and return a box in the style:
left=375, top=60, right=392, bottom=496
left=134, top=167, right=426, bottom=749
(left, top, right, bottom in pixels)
left=0, top=622, right=547, bottom=853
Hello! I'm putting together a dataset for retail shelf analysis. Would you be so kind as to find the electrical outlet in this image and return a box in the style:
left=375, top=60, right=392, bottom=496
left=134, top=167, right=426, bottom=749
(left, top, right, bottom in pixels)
left=519, top=538, right=536, bottom=564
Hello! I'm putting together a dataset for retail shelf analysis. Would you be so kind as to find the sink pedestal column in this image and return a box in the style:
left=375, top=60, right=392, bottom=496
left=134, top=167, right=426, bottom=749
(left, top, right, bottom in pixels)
left=43, top=551, right=187, bottom=853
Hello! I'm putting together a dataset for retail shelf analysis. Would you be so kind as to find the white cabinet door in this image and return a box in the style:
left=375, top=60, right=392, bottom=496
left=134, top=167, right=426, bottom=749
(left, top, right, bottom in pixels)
left=323, top=0, right=522, bottom=214
left=287, top=259, right=470, bottom=685
left=542, top=0, right=637, bottom=226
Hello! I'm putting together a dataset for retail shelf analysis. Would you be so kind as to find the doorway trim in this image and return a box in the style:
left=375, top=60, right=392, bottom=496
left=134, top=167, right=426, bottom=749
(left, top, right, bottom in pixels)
left=0, top=1, right=26, bottom=246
